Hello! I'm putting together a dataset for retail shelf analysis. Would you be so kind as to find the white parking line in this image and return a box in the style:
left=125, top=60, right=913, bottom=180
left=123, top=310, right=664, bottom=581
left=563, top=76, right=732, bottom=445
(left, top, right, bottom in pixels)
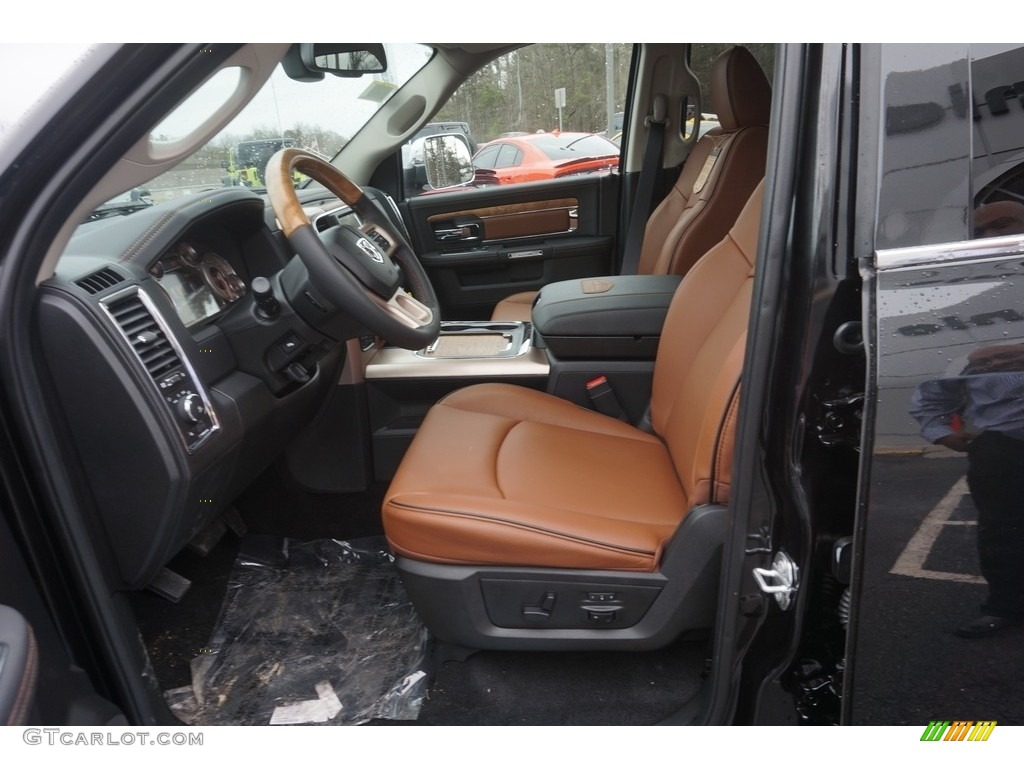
left=889, top=476, right=986, bottom=584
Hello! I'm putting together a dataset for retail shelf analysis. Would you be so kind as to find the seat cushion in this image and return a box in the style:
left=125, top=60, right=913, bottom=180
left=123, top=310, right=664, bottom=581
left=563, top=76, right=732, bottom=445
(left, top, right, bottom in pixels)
left=382, top=384, right=690, bottom=571
left=490, top=291, right=537, bottom=322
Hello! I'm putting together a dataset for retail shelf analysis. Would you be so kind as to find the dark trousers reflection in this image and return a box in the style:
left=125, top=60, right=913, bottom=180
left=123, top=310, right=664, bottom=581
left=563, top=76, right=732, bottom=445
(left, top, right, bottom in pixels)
left=965, top=431, right=1024, bottom=620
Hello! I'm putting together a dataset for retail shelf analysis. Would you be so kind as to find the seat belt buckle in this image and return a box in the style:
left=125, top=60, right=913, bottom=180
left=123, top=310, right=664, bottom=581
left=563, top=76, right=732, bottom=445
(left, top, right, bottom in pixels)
left=586, top=375, right=627, bottom=421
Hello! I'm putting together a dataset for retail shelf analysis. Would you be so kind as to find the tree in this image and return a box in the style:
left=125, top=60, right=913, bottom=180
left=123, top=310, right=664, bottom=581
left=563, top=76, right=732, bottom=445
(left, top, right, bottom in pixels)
left=435, top=44, right=633, bottom=143
left=435, top=43, right=776, bottom=147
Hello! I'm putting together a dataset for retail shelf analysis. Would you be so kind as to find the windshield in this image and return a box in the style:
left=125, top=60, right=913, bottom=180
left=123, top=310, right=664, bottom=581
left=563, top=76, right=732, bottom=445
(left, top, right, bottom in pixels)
left=103, top=44, right=433, bottom=211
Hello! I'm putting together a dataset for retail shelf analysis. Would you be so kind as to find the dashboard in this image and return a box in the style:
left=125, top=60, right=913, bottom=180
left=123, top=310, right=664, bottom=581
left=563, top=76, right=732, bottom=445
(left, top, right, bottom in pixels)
left=38, top=187, right=347, bottom=591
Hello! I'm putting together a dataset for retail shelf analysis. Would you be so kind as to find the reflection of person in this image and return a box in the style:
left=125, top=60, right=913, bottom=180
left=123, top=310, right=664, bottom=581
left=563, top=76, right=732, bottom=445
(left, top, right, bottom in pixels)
left=973, top=200, right=1024, bottom=239
left=910, top=345, right=1024, bottom=636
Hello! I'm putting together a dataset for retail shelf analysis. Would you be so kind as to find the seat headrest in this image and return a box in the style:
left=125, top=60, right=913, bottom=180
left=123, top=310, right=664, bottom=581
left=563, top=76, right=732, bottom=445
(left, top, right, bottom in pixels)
left=710, top=46, right=772, bottom=132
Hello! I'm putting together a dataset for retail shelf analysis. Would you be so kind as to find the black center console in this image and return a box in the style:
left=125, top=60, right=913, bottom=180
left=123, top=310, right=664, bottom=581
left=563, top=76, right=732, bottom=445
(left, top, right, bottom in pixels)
left=532, top=274, right=682, bottom=360
left=531, top=274, right=681, bottom=423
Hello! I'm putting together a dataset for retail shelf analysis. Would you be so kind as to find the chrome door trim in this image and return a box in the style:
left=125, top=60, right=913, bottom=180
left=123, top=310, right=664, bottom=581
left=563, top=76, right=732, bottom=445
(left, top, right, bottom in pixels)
left=875, top=234, right=1024, bottom=272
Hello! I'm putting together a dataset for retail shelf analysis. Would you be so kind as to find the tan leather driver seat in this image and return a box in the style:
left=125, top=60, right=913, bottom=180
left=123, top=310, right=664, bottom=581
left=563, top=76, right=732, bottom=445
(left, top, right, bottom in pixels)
left=384, top=182, right=763, bottom=650
left=490, top=45, right=770, bottom=323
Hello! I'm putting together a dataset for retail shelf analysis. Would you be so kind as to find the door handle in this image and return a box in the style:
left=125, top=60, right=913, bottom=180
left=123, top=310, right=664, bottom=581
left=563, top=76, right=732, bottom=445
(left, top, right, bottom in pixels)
left=434, top=223, right=481, bottom=242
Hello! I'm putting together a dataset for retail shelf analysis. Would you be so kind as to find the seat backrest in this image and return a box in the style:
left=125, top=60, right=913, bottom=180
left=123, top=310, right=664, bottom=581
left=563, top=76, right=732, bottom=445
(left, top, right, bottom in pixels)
left=636, top=46, right=770, bottom=280
left=650, top=180, right=763, bottom=508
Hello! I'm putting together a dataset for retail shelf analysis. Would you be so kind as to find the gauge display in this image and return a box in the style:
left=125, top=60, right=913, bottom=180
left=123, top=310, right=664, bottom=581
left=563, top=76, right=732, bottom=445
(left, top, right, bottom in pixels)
left=152, top=242, right=246, bottom=328
left=201, top=253, right=245, bottom=301
left=177, top=242, right=201, bottom=266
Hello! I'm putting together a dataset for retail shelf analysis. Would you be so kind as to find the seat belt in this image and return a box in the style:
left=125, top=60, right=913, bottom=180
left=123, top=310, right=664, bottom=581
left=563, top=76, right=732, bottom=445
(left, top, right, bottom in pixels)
left=621, top=94, right=668, bottom=276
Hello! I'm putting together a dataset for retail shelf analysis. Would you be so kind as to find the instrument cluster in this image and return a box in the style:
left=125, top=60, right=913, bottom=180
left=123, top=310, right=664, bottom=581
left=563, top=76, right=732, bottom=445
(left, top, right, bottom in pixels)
left=150, top=242, right=246, bottom=328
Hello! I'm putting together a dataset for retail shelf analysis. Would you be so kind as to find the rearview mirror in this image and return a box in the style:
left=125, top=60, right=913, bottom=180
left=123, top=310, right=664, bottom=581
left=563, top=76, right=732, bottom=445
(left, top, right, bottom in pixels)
left=300, top=44, right=387, bottom=77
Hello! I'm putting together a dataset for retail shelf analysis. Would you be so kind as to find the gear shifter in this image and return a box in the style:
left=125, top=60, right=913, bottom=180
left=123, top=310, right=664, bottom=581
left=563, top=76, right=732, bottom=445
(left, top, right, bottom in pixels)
left=251, top=276, right=280, bottom=319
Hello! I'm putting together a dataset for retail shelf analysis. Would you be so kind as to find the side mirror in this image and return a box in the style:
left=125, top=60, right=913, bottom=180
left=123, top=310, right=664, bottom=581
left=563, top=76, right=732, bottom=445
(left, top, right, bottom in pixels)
left=422, top=134, right=474, bottom=190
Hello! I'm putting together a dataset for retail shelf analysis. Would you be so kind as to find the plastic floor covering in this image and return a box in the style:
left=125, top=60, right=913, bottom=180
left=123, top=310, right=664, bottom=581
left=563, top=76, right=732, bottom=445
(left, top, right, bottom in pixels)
left=165, top=535, right=428, bottom=726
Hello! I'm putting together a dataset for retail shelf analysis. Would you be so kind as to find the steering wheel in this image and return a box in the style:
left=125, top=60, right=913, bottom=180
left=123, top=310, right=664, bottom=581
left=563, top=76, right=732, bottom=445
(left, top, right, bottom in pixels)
left=265, top=148, right=440, bottom=350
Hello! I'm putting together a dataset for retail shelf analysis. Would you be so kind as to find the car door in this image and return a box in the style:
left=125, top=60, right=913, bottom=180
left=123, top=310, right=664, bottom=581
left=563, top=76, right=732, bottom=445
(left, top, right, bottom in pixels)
left=0, top=43, right=246, bottom=728
left=397, top=43, right=635, bottom=320
left=0, top=509, right=125, bottom=727
left=847, top=43, right=1024, bottom=727
left=403, top=174, right=620, bottom=319
left=684, top=43, right=864, bottom=726
left=703, top=42, right=1024, bottom=729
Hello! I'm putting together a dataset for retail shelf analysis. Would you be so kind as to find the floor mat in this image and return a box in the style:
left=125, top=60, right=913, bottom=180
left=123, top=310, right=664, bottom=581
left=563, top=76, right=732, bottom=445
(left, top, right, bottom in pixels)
left=165, top=536, right=428, bottom=726
left=417, top=638, right=709, bottom=725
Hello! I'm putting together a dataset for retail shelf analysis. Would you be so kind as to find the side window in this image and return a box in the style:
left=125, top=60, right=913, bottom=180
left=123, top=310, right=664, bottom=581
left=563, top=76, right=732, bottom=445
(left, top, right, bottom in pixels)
left=472, top=145, right=500, bottom=169
left=874, top=44, right=1024, bottom=248
left=493, top=144, right=522, bottom=168
left=406, top=43, right=632, bottom=198
left=971, top=45, right=1024, bottom=240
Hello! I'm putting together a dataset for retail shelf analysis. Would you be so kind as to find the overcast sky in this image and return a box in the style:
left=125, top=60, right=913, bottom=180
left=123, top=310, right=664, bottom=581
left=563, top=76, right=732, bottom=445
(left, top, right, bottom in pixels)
left=0, top=43, right=436, bottom=148
left=0, top=44, right=94, bottom=135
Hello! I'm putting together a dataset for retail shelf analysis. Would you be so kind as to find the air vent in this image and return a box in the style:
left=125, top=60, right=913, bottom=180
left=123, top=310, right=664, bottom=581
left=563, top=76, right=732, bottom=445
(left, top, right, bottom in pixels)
left=76, top=267, right=125, bottom=295
left=314, top=213, right=341, bottom=232
left=105, top=293, right=182, bottom=381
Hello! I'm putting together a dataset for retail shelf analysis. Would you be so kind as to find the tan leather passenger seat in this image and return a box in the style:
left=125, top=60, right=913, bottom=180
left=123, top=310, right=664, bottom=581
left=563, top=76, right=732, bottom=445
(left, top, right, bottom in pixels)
left=490, top=45, right=770, bottom=323
left=383, top=182, right=763, bottom=650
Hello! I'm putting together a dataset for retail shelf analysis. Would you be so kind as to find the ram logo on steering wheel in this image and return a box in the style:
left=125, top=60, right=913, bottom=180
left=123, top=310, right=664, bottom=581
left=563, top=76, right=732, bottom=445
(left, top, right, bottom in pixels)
left=356, top=237, right=385, bottom=264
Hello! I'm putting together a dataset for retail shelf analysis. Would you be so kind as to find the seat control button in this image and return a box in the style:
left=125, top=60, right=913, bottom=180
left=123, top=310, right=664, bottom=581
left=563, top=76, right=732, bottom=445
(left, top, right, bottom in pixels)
left=585, top=606, right=620, bottom=624
left=522, top=591, right=556, bottom=620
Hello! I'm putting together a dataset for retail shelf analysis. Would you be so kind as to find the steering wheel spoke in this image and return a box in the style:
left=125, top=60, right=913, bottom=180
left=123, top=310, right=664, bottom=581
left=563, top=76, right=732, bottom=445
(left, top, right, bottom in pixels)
left=265, top=148, right=440, bottom=350
left=379, top=287, right=435, bottom=330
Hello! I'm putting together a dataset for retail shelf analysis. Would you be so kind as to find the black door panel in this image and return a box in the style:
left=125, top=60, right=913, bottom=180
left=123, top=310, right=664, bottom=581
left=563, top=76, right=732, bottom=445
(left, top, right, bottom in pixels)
left=403, top=175, right=619, bottom=319
left=419, top=235, right=613, bottom=318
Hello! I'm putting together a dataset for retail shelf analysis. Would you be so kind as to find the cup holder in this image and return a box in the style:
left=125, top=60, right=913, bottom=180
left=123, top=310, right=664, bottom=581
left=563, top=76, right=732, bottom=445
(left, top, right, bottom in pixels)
left=416, top=321, right=531, bottom=359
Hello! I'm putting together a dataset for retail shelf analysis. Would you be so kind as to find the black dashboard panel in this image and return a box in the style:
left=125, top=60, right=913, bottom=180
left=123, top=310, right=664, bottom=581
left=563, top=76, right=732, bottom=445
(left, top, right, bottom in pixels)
left=37, top=188, right=345, bottom=589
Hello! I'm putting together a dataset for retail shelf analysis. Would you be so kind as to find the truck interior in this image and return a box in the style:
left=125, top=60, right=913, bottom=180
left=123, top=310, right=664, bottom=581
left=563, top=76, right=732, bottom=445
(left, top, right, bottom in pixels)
left=3, top=42, right=846, bottom=726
